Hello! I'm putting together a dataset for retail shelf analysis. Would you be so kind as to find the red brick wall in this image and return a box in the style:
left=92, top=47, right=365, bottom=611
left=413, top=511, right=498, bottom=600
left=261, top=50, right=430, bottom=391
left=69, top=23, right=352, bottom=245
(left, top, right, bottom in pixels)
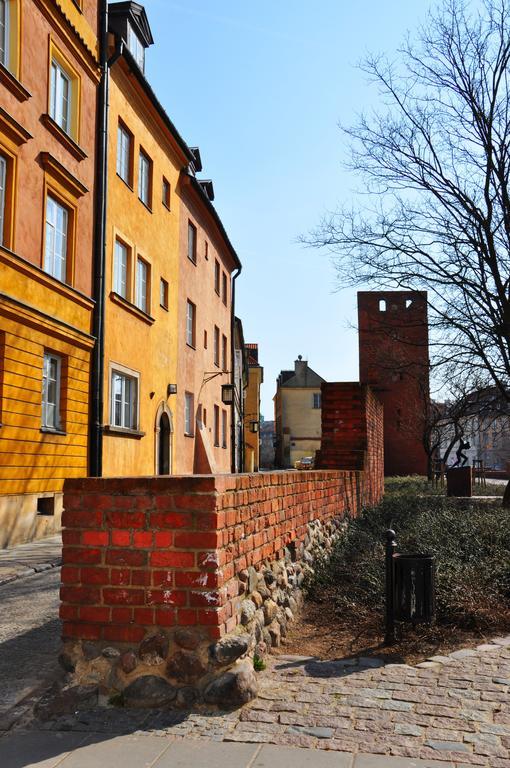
left=358, top=291, right=429, bottom=476
left=60, top=469, right=378, bottom=643
left=315, top=383, right=384, bottom=507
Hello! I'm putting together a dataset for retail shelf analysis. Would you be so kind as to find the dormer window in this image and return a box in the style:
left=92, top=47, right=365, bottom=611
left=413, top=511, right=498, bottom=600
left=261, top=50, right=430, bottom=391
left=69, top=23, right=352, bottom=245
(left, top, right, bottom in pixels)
left=127, top=21, right=144, bottom=72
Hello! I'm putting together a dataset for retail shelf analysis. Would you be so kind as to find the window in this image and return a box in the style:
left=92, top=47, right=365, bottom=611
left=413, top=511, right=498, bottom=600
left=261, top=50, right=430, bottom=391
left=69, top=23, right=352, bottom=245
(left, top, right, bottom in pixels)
left=184, top=392, right=194, bottom=436
left=204, top=241, right=209, bottom=260
left=0, top=154, right=5, bottom=246
left=111, top=369, right=137, bottom=430
left=222, top=409, right=227, bottom=448
left=114, top=239, right=129, bottom=298
left=42, top=352, right=62, bottom=431
left=138, top=150, right=151, bottom=208
left=44, top=195, right=68, bottom=282
left=160, top=278, right=168, bottom=309
left=162, top=178, right=170, bottom=209
left=214, top=404, right=220, bottom=446
left=203, top=408, right=207, bottom=426
left=188, top=221, right=197, bottom=264
left=186, top=300, right=196, bottom=347
left=117, top=123, right=132, bottom=185
left=214, top=259, right=220, bottom=294
left=50, top=59, right=71, bottom=135
left=222, top=334, right=227, bottom=372
left=136, top=257, right=149, bottom=313
left=313, top=393, right=321, bottom=409
left=222, top=272, right=228, bottom=305
left=379, top=299, right=387, bottom=312
left=214, top=325, right=220, bottom=367
left=204, top=329, right=207, bottom=348
left=0, top=0, right=8, bottom=69
left=127, top=21, right=145, bottom=72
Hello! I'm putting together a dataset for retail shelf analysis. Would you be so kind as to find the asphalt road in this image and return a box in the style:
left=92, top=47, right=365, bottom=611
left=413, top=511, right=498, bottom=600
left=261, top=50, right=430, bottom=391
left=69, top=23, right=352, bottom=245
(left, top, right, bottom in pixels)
left=0, top=569, right=61, bottom=727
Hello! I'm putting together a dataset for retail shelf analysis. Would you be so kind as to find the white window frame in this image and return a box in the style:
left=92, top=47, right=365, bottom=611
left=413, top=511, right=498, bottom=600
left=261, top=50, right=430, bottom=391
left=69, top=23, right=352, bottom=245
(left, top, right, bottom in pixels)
left=110, top=367, right=138, bottom=430
left=188, top=221, right=197, bottom=264
left=0, top=0, right=9, bottom=70
left=127, top=21, right=145, bottom=71
left=117, top=123, right=131, bottom=184
left=50, top=59, right=72, bottom=135
left=138, top=150, right=150, bottom=207
left=184, top=392, right=194, bottom=436
left=42, top=352, right=62, bottom=431
left=136, top=256, right=149, bottom=313
left=0, top=154, right=6, bottom=246
left=44, top=195, right=68, bottom=282
left=313, top=392, right=322, bottom=409
left=114, top=239, right=128, bottom=298
left=186, top=300, right=195, bottom=347
left=214, top=325, right=220, bottom=367
left=160, top=277, right=168, bottom=309
left=221, top=409, right=227, bottom=448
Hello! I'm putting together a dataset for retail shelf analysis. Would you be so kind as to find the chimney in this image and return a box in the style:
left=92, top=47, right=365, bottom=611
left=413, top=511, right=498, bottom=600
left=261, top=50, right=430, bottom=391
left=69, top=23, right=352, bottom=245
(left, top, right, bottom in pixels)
left=294, top=355, right=307, bottom=384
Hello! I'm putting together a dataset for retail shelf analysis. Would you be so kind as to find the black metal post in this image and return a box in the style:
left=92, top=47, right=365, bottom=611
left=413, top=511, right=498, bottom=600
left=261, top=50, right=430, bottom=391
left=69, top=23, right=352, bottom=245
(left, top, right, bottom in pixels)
left=384, top=528, right=397, bottom=645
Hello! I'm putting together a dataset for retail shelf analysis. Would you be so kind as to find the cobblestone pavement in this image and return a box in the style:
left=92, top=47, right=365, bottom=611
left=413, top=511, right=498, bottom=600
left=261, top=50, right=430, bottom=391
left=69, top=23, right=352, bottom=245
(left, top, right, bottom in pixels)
left=0, top=569, right=62, bottom=728
left=23, top=637, right=510, bottom=767
left=0, top=535, right=62, bottom=586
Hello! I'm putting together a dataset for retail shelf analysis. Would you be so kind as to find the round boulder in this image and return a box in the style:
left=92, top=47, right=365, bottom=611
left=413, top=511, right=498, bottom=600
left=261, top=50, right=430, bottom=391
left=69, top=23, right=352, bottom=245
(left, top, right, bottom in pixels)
left=138, top=632, right=169, bottom=666
left=203, top=660, right=258, bottom=707
left=123, top=676, right=177, bottom=708
left=210, top=635, right=250, bottom=666
left=174, top=628, right=201, bottom=651
left=166, top=651, right=206, bottom=683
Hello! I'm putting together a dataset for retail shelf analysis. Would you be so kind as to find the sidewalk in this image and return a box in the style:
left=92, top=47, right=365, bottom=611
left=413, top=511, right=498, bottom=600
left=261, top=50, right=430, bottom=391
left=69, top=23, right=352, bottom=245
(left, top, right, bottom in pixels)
left=0, top=732, right=477, bottom=767
left=0, top=535, right=62, bottom=586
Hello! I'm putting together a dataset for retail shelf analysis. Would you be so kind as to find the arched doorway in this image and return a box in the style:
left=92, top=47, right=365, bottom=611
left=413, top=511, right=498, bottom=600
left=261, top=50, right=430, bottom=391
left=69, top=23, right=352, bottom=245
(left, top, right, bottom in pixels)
left=154, top=403, right=173, bottom=475
left=158, top=412, right=171, bottom=475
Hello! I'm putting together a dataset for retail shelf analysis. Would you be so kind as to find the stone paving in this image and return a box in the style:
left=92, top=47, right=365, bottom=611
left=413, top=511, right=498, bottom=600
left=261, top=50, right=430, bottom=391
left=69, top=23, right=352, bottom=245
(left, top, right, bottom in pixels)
left=20, top=636, right=510, bottom=767
left=0, top=535, right=62, bottom=586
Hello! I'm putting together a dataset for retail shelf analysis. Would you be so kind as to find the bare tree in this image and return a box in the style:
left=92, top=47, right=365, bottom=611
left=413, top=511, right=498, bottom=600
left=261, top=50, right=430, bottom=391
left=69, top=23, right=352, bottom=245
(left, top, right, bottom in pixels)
left=307, top=0, right=510, bottom=502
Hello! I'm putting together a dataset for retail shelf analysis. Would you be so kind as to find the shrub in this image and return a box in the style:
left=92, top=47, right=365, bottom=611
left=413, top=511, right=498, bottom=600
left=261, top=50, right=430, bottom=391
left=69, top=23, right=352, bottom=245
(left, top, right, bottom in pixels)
left=309, top=478, right=510, bottom=632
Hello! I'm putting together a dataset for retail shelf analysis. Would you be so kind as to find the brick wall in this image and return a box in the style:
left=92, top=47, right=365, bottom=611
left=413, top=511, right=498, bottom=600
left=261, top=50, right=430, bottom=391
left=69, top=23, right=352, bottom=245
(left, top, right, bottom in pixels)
left=315, top=383, right=384, bottom=507
left=60, top=470, right=372, bottom=643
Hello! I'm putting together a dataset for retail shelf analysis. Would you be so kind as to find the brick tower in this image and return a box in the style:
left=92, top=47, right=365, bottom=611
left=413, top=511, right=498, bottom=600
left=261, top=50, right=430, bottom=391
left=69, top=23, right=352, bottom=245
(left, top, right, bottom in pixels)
left=358, top=291, right=429, bottom=476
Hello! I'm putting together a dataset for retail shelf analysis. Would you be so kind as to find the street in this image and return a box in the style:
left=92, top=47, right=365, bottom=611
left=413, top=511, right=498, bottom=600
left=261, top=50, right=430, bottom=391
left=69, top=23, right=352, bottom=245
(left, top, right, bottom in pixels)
left=0, top=569, right=61, bottom=730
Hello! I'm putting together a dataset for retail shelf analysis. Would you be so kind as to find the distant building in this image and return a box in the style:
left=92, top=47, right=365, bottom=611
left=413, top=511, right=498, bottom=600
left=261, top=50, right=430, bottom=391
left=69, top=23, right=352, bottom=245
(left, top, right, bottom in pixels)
left=438, top=387, right=510, bottom=471
left=243, top=344, right=263, bottom=472
left=259, top=420, right=276, bottom=469
left=358, top=291, right=430, bottom=476
left=274, top=356, right=325, bottom=468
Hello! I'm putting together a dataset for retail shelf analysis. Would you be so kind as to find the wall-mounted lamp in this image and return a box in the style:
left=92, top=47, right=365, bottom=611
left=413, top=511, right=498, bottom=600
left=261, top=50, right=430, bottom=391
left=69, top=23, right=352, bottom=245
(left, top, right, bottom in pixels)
left=250, top=421, right=259, bottom=434
left=167, top=384, right=178, bottom=397
left=221, top=384, right=234, bottom=405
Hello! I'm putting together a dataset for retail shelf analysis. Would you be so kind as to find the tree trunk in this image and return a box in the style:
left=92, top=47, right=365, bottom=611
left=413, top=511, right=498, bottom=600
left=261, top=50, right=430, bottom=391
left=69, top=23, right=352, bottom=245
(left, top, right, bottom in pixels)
left=502, top=480, right=510, bottom=509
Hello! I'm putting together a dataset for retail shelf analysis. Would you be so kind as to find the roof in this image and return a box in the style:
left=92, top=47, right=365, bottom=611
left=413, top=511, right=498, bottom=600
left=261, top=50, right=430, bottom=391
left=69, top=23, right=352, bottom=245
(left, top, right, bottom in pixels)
left=277, top=359, right=325, bottom=389
left=109, top=2, right=154, bottom=46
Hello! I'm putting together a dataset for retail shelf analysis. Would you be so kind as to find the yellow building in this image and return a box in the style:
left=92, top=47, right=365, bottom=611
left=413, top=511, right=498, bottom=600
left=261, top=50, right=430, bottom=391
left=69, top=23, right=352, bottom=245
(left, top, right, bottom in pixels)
left=0, top=0, right=99, bottom=546
left=244, top=343, right=263, bottom=472
left=101, top=2, right=241, bottom=477
left=101, top=3, right=195, bottom=477
left=274, top=356, right=325, bottom=469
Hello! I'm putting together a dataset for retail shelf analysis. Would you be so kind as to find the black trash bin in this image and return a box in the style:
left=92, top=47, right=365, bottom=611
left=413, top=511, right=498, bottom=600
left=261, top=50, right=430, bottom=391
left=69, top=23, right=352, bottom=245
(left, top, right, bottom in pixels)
left=393, top=553, right=435, bottom=624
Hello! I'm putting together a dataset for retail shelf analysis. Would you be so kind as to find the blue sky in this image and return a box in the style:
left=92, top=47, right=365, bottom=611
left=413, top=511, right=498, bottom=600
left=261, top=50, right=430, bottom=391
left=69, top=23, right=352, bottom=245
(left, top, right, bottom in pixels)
left=143, top=0, right=434, bottom=418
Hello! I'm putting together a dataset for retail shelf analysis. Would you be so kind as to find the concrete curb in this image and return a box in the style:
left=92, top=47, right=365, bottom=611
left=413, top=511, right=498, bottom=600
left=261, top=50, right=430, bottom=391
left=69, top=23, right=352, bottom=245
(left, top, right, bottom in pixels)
left=0, top=558, right=62, bottom=587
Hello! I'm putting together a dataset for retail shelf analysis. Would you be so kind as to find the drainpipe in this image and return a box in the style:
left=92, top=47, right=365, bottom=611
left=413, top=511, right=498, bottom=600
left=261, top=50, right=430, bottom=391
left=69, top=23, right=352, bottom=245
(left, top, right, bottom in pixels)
left=89, top=5, right=123, bottom=476
left=230, top=266, right=242, bottom=473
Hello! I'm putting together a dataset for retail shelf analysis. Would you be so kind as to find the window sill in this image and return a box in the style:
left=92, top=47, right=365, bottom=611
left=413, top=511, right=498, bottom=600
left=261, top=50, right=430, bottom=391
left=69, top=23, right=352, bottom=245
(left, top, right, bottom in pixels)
left=139, top=198, right=153, bottom=213
left=41, top=114, right=87, bottom=161
left=160, top=303, right=168, bottom=311
left=186, top=343, right=196, bottom=350
left=162, top=202, right=171, bottom=212
left=110, top=292, right=155, bottom=325
left=117, top=173, right=134, bottom=191
left=0, top=63, right=31, bottom=102
left=104, top=425, right=145, bottom=439
left=41, top=427, right=67, bottom=436
left=184, top=432, right=194, bottom=438
left=188, top=257, right=197, bottom=266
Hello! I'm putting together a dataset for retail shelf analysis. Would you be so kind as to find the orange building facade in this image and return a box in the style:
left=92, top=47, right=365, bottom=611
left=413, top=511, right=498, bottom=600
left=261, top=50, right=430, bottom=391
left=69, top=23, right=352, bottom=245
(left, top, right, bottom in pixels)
left=243, top=343, right=263, bottom=472
left=0, top=0, right=99, bottom=545
left=101, top=2, right=241, bottom=478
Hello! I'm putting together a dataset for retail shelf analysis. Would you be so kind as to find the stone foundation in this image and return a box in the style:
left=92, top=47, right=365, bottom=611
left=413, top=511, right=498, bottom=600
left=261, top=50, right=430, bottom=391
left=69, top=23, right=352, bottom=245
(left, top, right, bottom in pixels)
left=60, top=515, right=346, bottom=708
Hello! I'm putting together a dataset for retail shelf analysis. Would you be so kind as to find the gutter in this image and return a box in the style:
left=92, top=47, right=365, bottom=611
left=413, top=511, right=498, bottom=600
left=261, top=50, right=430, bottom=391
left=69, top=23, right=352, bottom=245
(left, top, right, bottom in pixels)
left=231, top=267, right=242, bottom=473
left=89, top=10, right=123, bottom=477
